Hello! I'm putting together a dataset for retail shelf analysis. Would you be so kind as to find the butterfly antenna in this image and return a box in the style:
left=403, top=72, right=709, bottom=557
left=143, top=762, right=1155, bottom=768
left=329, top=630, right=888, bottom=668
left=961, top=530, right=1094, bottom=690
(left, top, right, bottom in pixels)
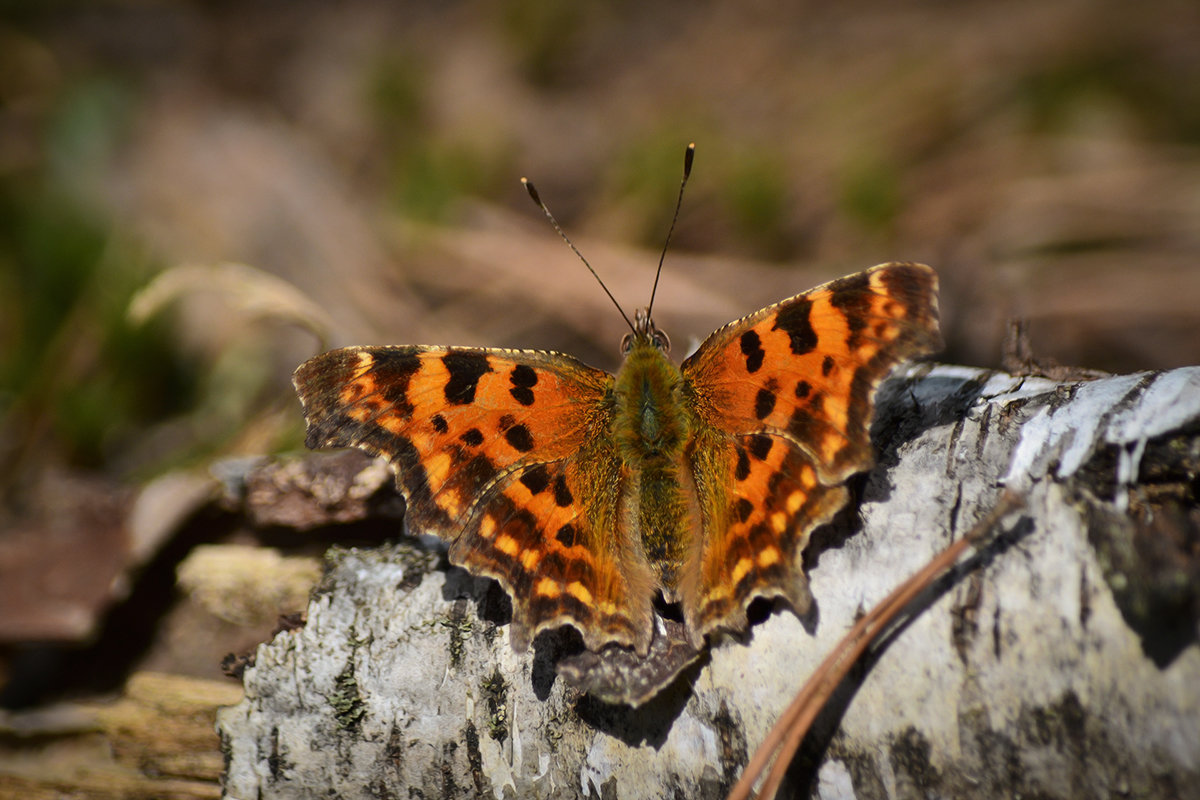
left=522, top=176, right=636, bottom=334
left=646, top=142, right=695, bottom=322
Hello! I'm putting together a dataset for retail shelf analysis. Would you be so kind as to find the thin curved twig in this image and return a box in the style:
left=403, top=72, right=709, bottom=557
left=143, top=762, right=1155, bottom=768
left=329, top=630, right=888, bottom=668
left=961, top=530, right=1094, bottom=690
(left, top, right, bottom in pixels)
left=728, top=490, right=1025, bottom=800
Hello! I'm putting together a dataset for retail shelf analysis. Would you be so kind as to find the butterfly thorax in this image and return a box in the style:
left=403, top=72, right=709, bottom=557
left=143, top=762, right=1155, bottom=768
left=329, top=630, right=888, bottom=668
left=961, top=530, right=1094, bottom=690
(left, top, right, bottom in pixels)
left=613, top=311, right=686, bottom=460
left=612, top=318, right=696, bottom=592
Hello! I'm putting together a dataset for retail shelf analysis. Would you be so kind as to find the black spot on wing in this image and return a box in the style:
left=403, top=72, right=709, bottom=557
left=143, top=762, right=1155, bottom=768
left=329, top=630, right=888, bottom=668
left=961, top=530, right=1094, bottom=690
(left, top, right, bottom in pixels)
left=511, top=363, right=538, bottom=387
left=519, top=464, right=550, bottom=495
left=748, top=433, right=773, bottom=461
left=431, top=414, right=449, bottom=433
left=553, top=474, right=573, bottom=507
left=443, top=351, right=492, bottom=405
left=822, top=355, right=835, bottom=376
left=754, top=387, right=776, bottom=420
left=461, top=428, right=484, bottom=447
left=555, top=524, right=577, bottom=547
left=740, top=330, right=765, bottom=374
left=504, top=423, right=534, bottom=453
left=734, top=447, right=751, bottom=482
left=509, top=364, right=538, bottom=406
left=772, top=298, right=818, bottom=355
left=795, top=380, right=811, bottom=399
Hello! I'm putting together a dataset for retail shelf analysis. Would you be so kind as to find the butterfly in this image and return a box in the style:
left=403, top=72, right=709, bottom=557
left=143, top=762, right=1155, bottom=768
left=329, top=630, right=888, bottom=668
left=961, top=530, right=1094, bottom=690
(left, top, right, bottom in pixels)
left=293, top=151, right=941, bottom=704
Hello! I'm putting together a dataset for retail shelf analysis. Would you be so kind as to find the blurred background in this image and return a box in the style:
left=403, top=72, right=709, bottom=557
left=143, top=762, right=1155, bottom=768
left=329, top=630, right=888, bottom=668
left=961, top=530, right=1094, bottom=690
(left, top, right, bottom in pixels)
left=1, top=0, right=1198, bottom=720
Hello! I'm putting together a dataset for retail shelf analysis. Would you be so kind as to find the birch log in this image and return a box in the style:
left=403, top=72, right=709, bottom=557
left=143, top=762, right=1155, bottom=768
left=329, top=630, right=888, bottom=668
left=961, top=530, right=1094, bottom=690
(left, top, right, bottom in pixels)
left=218, top=365, right=1200, bottom=799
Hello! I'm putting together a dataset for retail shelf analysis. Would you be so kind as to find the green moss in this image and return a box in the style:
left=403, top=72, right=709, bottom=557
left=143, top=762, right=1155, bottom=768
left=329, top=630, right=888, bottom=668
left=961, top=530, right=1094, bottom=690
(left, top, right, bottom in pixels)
left=441, top=609, right=474, bottom=668
left=329, top=657, right=366, bottom=730
left=480, top=668, right=509, bottom=742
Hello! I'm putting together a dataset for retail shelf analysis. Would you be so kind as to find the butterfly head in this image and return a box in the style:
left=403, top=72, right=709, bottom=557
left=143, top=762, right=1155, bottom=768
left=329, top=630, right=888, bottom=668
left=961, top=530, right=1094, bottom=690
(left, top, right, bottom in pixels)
left=621, top=308, right=671, bottom=356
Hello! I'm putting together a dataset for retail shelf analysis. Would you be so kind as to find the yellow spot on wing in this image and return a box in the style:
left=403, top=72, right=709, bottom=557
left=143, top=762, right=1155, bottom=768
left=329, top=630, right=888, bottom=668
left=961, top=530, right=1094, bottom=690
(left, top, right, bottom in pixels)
left=495, top=534, right=519, bottom=557
left=757, top=547, right=781, bottom=568
left=521, top=549, right=540, bottom=571
left=535, top=577, right=560, bottom=598
left=426, top=452, right=453, bottom=488
left=731, top=557, right=753, bottom=585
left=786, top=490, right=804, bottom=513
left=771, top=511, right=787, bottom=533
left=436, top=488, right=462, bottom=516
left=566, top=581, right=593, bottom=605
left=479, top=515, right=496, bottom=539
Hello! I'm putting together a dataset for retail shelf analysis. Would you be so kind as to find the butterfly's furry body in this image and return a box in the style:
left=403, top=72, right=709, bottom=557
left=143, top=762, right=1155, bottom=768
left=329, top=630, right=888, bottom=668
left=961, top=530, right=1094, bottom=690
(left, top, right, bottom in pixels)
left=294, top=262, right=942, bottom=678
left=611, top=334, right=694, bottom=594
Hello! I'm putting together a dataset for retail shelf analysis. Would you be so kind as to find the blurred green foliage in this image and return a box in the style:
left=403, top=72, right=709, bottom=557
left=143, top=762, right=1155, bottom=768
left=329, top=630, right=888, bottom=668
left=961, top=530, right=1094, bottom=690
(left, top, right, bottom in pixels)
left=610, top=132, right=697, bottom=247
left=838, top=153, right=901, bottom=237
left=368, top=54, right=512, bottom=222
left=386, top=139, right=512, bottom=223
left=609, top=132, right=804, bottom=261
left=1015, top=47, right=1200, bottom=142
left=0, top=76, right=199, bottom=475
left=497, top=0, right=589, bottom=88
left=368, top=52, right=428, bottom=155
left=723, top=150, right=791, bottom=260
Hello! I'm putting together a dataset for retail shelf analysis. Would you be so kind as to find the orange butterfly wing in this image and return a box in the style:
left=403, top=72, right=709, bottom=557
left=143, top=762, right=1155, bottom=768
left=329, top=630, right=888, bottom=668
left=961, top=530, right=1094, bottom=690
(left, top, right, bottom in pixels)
left=294, top=346, right=656, bottom=654
left=678, top=262, right=942, bottom=640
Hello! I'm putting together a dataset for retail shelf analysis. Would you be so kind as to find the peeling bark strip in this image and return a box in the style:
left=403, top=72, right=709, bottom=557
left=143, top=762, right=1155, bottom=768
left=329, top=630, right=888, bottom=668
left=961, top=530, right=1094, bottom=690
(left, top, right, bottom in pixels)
left=220, top=366, right=1200, bottom=799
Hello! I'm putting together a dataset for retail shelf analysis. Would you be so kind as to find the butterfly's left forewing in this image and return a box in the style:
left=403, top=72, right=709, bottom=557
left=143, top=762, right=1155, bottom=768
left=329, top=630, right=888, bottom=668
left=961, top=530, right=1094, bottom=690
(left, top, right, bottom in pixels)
left=294, top=346, right=656, bottom=654
left=678, top=263, right=941, bottom=640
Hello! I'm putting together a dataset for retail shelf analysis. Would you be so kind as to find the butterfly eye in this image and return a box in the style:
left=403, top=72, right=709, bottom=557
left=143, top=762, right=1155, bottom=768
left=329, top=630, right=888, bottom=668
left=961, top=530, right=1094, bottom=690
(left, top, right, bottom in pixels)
left=620, top=333, right=633, bottom=355
left=653, top=329, right=671, bottom=353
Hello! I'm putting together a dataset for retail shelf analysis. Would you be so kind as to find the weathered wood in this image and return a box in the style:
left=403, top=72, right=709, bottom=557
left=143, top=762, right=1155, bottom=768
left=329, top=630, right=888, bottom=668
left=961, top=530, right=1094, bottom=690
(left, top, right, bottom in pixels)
left=0, top=672, right=242, bottom=800
left=218, top=365, right=1200, bottom=799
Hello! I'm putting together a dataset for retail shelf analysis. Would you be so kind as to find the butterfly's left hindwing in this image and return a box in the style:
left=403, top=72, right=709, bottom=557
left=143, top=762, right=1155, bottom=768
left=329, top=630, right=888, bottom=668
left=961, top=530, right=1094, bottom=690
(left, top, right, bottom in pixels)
left=678, top=262, right=941, bottom=639
left=294, top=346, right=656, bottom=654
